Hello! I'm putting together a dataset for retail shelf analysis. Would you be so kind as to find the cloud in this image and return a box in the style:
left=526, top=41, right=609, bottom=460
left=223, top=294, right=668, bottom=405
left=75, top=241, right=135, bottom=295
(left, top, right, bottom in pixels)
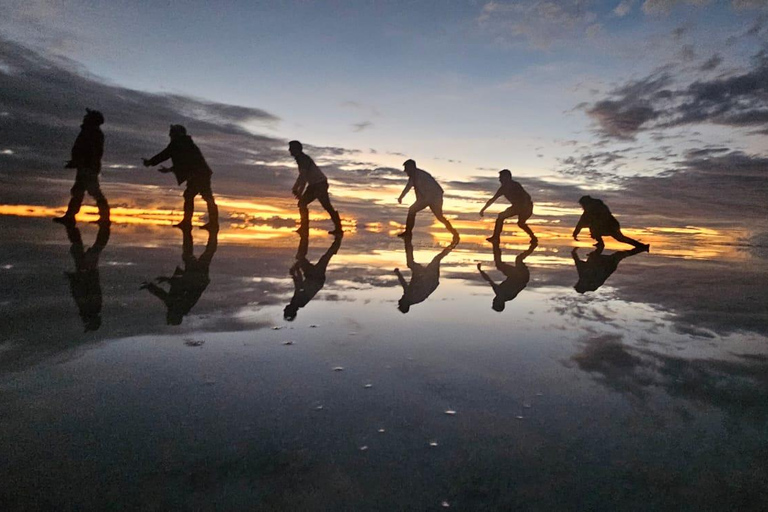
left=613, top=0, right=636, bottom=16
left=732, top=0, right=768, bottom=9
left=699, top=53, right=723, bottom=71
left=642, top=0, right=711, bottom=15
left=352, top=121, right=373, bottom=132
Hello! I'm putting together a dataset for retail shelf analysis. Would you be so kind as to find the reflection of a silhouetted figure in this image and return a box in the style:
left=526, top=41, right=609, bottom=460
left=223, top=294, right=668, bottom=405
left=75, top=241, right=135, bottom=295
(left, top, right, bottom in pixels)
left=477, top=240, right=537, bottom=312
left=289, top=140, right=343, bottom=235
left=141, top=226, right=218, bottom=325
left=142, top=125, right=219, bottom=230
left=54, top=109, right=110, bottom=225
left=62, top=223, right=110, bottom=331
left=572, top=245, right=646, bottom=293
left=397, top=159, right=459, bottom=241
left=573, top=196, right=649, bottom=250
left=479, top=169, right=537, bottom=244
left=284, top=231, right=343, bottom=320
left=394, top=237, right=457, bottom=313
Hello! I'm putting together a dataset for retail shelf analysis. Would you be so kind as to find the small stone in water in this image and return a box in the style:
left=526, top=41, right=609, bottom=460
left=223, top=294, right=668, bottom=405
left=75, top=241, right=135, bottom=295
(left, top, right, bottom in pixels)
left=378, top=428, right=386, bottom=433
left=442, top=501, right=450, bottom=508
left=271, top=326, right=282, bottom=330
left=359, top=445, right=368, bottom=451
left=315, top=405, right=324, bottom=410
left=535, top=392, right=544, bottom=396
left=429, top=441, right=439, bottom=447
left=523, top=403, right=531, bottom=409
left=516, top=415, right=524, bottom=420
left=309, top=324, right=318, bottom=328
left=444, top=410, right=457, bottom=415
left=333, top=366, right=344, bottom=372
left=364, top=384, right=373, bottom=388
left=184, top=339, right=204, bottom=347
left=282, top=341, right=294, bottom=345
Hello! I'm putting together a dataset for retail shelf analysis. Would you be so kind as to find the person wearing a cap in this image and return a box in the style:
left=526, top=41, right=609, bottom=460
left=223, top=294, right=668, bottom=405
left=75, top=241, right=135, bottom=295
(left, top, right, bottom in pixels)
left=396, top=159, right=459, bottom=240
left=142, top=125, right=219, bottom=230
left=54, top=109, right=110, bottom=225
left=288, top=140, right=343, bottom=235
left=573, top=195, right=649, bottom=250
left=479, top=169, right=536, bottom=243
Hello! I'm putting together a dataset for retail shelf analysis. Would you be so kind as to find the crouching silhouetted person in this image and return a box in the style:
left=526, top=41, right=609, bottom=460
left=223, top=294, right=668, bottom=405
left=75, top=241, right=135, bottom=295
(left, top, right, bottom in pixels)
left=288, top=140, right=343, bottom=234
left=54, top=109, right=110, bottom=225
left=143, top=125, right=219, bottom=229
left=573, top=196, right=648, bottom=250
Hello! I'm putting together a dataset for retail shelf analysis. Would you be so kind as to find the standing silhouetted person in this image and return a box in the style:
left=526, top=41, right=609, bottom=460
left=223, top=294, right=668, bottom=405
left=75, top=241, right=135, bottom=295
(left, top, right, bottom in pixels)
left=397, top=159, right=459, bottom=241
left=61, top=223, right=110, bottom=331
left=284, top=230, right=343, bottom=320
left=288, top=140, right=343, bottom=235
left=142, top=125, right=219, bottom=229
left=572, top=245, right=646, bottom=293
left=477, top=239, right=537, bottom=312
left=141, top=226, right=218, bottom=325
left=394, top=237, right=457, bottom=313
left=54, top=109, right=110, bottom=225
left=479, top=169, right=536, bottom=243
left=573, top=196, right=648, bottom=250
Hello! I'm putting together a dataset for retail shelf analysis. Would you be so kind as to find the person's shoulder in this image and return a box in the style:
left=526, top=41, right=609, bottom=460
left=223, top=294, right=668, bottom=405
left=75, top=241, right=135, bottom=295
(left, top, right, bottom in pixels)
left=296, top=153, right=313, bottom=165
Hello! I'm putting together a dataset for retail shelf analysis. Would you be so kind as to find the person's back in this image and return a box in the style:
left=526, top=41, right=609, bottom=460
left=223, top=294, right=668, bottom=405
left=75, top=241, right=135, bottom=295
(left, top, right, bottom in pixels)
left=295, top=152, right=327, bottom=186
left=581, top=197, right=619, bottom=235
left=501, top=179, right=531, bottom=206
left=70, top=125, right=104, bottom=175
left=412, top=168, right=443, bottom=201
left=168, top=135, right=212, bottom=182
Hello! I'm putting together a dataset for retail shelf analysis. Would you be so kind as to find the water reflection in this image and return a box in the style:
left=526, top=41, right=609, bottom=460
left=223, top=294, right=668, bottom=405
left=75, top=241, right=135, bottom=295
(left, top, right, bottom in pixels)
left=478, top=240, right=537, bottom=312
left=395, top=237, right=458, bottom=313
left=141, top=226, right=219, bottom=324
left=62, top=223, right=110, bottom=331
left=284, top=231, right=344, bottom=320
left=572, top=245, right=646, bottom=293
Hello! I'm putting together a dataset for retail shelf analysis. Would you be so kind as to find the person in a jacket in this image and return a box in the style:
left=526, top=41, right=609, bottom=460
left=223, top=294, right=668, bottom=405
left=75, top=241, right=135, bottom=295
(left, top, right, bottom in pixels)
left=54, top=109, right=110, bottom=225
left=479, top=169, right=537, bottom=243
left=142, top=125, right=218, bottom=229
left=573, top=196, right=648, bottom=250
left=289, top=140, right=343, bottom=234
left=396, top=159, right=459, bottom=240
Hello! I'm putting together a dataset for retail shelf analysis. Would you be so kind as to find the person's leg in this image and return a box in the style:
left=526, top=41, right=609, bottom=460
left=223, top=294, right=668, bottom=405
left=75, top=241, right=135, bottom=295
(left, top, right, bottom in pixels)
left=430, top=197, right=459, bottom=238
left=400, top=198, right=428, bottom=236
left=316, top=182, right=342, bottom=233
left=57, top=176, right=86, bottom=222
left=85, top=176, right=110, bottom=224
left=489, top=207, right=515, bottom=241
left=178, top=186, right=196, bottom=228
left=517, top=203, right=536, bottom=242
left=200, top=180, right=219, bottom=229
left=298, top=185, right=318, bottom=232
left=613, top=230, right=647, bottom=249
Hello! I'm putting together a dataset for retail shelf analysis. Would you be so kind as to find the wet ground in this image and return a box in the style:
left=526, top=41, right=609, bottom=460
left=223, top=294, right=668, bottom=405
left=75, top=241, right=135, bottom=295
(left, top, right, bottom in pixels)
left=1, top=215, right=768, bottom=511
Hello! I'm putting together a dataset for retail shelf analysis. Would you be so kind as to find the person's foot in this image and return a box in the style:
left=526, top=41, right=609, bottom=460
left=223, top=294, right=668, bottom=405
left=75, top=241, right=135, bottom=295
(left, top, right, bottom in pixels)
left=174, top=220, right=193, bottom=229
left=200, top=222, right=219, bottom=231
left=530, top=236, right=538, bottom=244
left=328, top=228, right=343, bottom=235
left=53, top=215, right=75, bottom=225
left=396, top=231, right=412, bottom=238
left=451, top=232, right=460, bottom=243
left=640, top=243, right=650, bottom=252
left=486, top=235, right=500, bottom=243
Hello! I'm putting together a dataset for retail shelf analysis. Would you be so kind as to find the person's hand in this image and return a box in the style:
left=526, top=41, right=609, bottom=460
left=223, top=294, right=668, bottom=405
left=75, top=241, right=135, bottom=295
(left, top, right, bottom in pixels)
left=158, top=166, right=170, bottom=173
left=142, top=158, right=151, bottom=167
left=397, top=197, right=402, bottom=204
left=476, top=262, right=482, bottom=270
left=479, top=209, right=485, bottom=218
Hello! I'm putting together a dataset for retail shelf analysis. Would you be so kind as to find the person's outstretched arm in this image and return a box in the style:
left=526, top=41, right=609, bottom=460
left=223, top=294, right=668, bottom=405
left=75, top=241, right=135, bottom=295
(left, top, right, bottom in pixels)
left=573, top=213, right=587, bottom=240
left=141, top=282, right=170, bottom=305
left=142, top=143, right=172, bottom=168
left=397, top=177, right=413, bottom=204
left=292, top=174, right=306, bottom=199
left=394, top=268, right=408, bottom=291
left=479, top=188, right=503, bottom=217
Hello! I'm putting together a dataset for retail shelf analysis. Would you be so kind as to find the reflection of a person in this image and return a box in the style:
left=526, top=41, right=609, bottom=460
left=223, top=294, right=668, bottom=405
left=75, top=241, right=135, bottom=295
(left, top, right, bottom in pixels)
left=572, top=245, right=645, bottom=293
left=141, top=226, right=218, bottom=324
left=63, top=223, right=110, bottom=331
left=477, top=240, right=537, bottom=312
left=394, top=236, right=457, bottom=313
left=284, top=231, right=343, bottom=320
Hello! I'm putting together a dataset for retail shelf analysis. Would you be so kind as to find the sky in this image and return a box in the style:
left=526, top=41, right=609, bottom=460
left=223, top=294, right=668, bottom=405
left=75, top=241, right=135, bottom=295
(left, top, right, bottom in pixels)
left=1, top=0, right=767, bottom=242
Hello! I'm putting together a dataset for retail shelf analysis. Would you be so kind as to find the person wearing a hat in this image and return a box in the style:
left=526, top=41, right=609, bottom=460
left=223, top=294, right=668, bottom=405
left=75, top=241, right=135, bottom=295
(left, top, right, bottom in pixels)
left=142, top=125, right=219, bottom=230
left=54, top=109, right=110, bottom=225
left=396, top=159, right=459, bottom=240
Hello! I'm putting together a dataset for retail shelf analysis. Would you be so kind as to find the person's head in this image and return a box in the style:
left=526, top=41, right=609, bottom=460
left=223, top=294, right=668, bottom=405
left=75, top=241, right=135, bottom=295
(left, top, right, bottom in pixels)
left=578, top=195, right=593, bottom=209
left=492, top=297, right=506, bottom=312
left=284, top=303, right=298, bottom=321
left=498, top=169, right=512, bottom=184
left=289, top=140, right=303, bottom=157
left=83, top=108, right=104, bottom=127
left=397, top=298, right=411, bottom=313
left=403, top=159, right=416, bottom=174
left=169, top=124, right=187, bottom=140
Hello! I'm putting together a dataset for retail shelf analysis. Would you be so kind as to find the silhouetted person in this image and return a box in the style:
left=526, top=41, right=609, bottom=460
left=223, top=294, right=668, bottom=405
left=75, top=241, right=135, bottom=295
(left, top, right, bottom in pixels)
left=142, top=125, right=219, bottom=229
left=573, top=196, right=649, bottom=250
left=477, top=239, right=537, bottom=312
left=288, top=140, right=343, bottom=235
left=62, top=223, right=110, bottom=331
left=479, top=169, right=536, bottom=243
left=397, top=159, right=459, bottom=241
left=572, top=245, right=646, bottom=293
left=54, top=109, right=110, bottom=225
left=394, top=237, right=457, bottom=313
left=284, top=230, right=343, bottom=320
left=141, top=226, right=218, bottom=325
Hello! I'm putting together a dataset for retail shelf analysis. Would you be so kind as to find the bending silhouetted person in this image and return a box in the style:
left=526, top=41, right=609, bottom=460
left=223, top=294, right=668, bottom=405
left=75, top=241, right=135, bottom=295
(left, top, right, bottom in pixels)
left=573, top=196, right=648, bottom=250
left=397, top=159, right=459, bottom=241
left=143, top=125, right=219, bottom=229
left=477, top=239, right=537, bottom=312
left=54, top=109, right=110, bottom=225
left=289, top=140, right=343, bottom=235
left=394, top=237, right=457, bottom=313
left=141, top=226, right=218, bottom=325
left=284, top=230, right=343, bottom=320
left=62, top=223, right=110, bottom=331
left=479, top=169, right=536, bottom=243
left=572, top=245, right=646, bottom=293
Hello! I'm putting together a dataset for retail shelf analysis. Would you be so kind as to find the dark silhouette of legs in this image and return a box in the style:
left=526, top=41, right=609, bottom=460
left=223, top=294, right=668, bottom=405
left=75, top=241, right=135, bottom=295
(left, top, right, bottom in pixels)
left=179, top=187, right=196, bottom=228
left=489, top=205, right=535, bottom=242
left=399, top=199, right=429, bottom=237
left=298, top=182, right=340, bottom=234
left=612, top=230, right=648, bottom=250
left=316, top=187, right=342, bottom=234
left=57, top=174, right=110, bottom=224
left=200, top=188, right=219, bottom=229
left=430, top=199, right=459, bottom=239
